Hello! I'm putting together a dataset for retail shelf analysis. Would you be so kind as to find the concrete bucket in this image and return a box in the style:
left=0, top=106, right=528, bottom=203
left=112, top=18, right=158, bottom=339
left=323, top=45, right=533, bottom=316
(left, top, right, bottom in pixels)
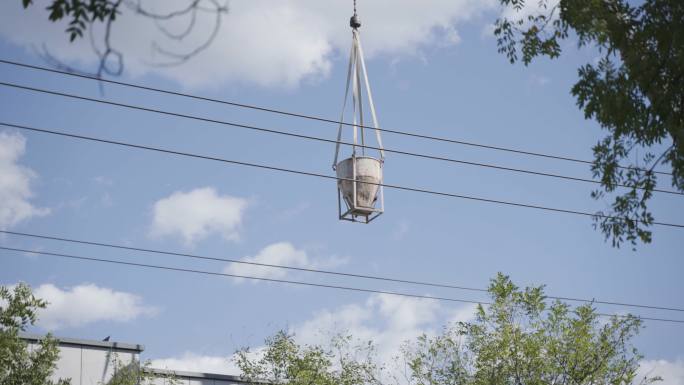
left=336, top=156, right=382, bottom=215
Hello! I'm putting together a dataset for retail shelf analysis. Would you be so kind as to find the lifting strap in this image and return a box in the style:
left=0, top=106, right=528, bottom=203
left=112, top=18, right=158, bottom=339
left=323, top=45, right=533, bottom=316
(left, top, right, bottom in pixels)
left=333, top=38, right=355, bottom=170
left=333, top=28, right=385, bottom=170
left=356, top=33, right=384, bottom=159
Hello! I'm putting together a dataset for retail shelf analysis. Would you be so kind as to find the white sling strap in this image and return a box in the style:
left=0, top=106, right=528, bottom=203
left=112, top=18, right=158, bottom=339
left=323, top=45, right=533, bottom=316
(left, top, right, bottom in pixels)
left=332, top=27, right=385, bottom=169
left=333, top=38, right=356, bottom=170
left=356, top=31, right=384, bottom=161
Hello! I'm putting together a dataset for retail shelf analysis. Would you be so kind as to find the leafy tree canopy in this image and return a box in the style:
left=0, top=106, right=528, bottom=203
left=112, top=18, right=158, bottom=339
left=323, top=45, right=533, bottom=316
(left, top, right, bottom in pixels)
left=404, top=273, right=656, bottom=385
left=494, top=0, right=684, bottom=248
left=235, top=331, right=382, bottom=385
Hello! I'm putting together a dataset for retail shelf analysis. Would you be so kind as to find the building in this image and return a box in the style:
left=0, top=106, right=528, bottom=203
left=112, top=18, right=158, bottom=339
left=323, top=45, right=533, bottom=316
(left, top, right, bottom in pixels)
left=20, top=333, right=246, bottom=385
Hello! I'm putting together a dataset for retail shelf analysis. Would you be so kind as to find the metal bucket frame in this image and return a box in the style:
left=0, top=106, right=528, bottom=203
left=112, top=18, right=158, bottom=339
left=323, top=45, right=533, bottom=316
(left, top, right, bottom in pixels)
left=337, top=154, right=384, bottom=224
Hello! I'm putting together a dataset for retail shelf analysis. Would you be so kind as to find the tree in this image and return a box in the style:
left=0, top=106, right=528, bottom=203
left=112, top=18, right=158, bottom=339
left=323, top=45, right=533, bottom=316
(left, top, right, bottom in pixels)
left=403, top=273, right=657, bottom=385
left=235, top=331, right=382, bottom=385
left=18, top=0, right=228, bottom=79
left=0, top=283, right=70, bottom=385
left=493, top=0, right=684, bottom=248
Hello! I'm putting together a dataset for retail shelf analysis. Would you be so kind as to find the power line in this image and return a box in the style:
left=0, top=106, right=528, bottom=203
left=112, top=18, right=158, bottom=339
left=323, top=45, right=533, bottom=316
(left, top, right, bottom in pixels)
left=3, top=121, right=684, bottom=229
left=1, top=246, right=682, bottom=324
left=0, top=246, right=485, bottom=305
left=3, top=229, right=683, bottom=313
left=0, top=58, right=672, bottom=177
left=2, top=62, right=680, bottom=324
left=0, top=230, right=485, bottom=292
left=0, top=81, right=680, bottom=196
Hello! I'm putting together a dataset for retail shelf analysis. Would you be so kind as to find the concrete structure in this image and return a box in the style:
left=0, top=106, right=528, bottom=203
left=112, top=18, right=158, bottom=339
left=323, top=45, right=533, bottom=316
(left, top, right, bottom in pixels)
left=20, top=333, right=248, bottom=385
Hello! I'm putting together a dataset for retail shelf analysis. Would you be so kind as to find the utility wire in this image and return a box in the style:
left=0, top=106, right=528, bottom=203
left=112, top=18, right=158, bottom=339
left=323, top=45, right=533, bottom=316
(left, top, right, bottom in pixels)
left=0, top=246, right=485, bottom=305
left=0, top=230, right=485, bottom=292
left=3, top=229, right=683, bottom=313
left=0, top=58, right=672, bottom=177
left=2, top=62, right=680, bottom=321
left=1, top=246, right=682, bottom=324
left=3, top=121, right=684, bottom=229
left=0, top=81, right=680, bottom=196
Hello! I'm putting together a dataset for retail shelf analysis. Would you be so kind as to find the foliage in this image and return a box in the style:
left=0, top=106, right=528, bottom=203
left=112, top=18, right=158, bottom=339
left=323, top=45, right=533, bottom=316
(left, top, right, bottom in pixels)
left=21, top=0, right=120, bottom=42
left=404, top=273, right=657, bottom=385
left=235, top=331, right=382, bottom=385
left=494, top=0, right=684, bottom=248
left=0, top=283, right=70, bottom=385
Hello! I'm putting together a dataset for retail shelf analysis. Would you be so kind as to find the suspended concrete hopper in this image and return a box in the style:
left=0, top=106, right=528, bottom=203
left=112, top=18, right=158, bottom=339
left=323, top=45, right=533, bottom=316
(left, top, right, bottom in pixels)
left=336, top=156, right=384, bottom=222
left=332, top=6, right=385, bottom=224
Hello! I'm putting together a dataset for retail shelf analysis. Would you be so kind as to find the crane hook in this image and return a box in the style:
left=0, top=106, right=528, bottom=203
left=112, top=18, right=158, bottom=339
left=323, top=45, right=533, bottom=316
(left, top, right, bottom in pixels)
left=350, top=0, right=361, bottom=29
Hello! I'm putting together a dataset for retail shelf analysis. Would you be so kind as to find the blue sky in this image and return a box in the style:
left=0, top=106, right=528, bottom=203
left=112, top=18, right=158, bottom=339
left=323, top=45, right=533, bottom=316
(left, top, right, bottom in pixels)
left=1, top=0, right=683, bottom=381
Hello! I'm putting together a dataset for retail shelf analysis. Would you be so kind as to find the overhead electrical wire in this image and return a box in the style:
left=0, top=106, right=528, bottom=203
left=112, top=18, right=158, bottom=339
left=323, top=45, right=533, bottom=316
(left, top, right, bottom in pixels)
left=0, top=246, right=483, bottom=305
left=0, top=58, right=672, bottom=178
left=2, top=121, right=684, bottom=229
left=2, top=229, right=683, bottom=313
left=1, top=62, right=681, bottom=323
left=1, top=230, right=485, bottom=293
left=0, top=80, right=680, bottom=196
left=1, top=246, right=682, bottom=324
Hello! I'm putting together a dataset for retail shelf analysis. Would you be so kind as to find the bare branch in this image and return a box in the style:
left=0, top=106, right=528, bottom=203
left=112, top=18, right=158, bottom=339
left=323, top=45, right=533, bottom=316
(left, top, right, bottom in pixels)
left=153, top=6, right=198, bottom=41
left=96, top=0, right=125, bottom=78
left=148, top=0, right=227, bottom=67
left=35, top=0, right=229, bottom=87
left=123, top=0, right=200, bottom=20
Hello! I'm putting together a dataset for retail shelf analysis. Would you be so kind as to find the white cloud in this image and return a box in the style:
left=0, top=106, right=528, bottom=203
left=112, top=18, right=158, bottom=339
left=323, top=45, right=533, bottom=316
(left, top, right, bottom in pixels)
left=448, top=303, right=479, bottom=324
left=149, top=295, right=472, bottom=376
left=150, top=187, right=248, bottom=246
left=293, top=293, right=474, bottom=364
left=150, top=347, right=268, bottom=376
left=31, top=283, right=156, bottom=330
left=224, top=242, right=347, bottom=283
left=151, top=352, right=235, bottom=375
left=0, top=131, right=49, bottom=230
left=0, top=0, right=496, bottom=88
left=639, top=359, right=684, bottom=385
